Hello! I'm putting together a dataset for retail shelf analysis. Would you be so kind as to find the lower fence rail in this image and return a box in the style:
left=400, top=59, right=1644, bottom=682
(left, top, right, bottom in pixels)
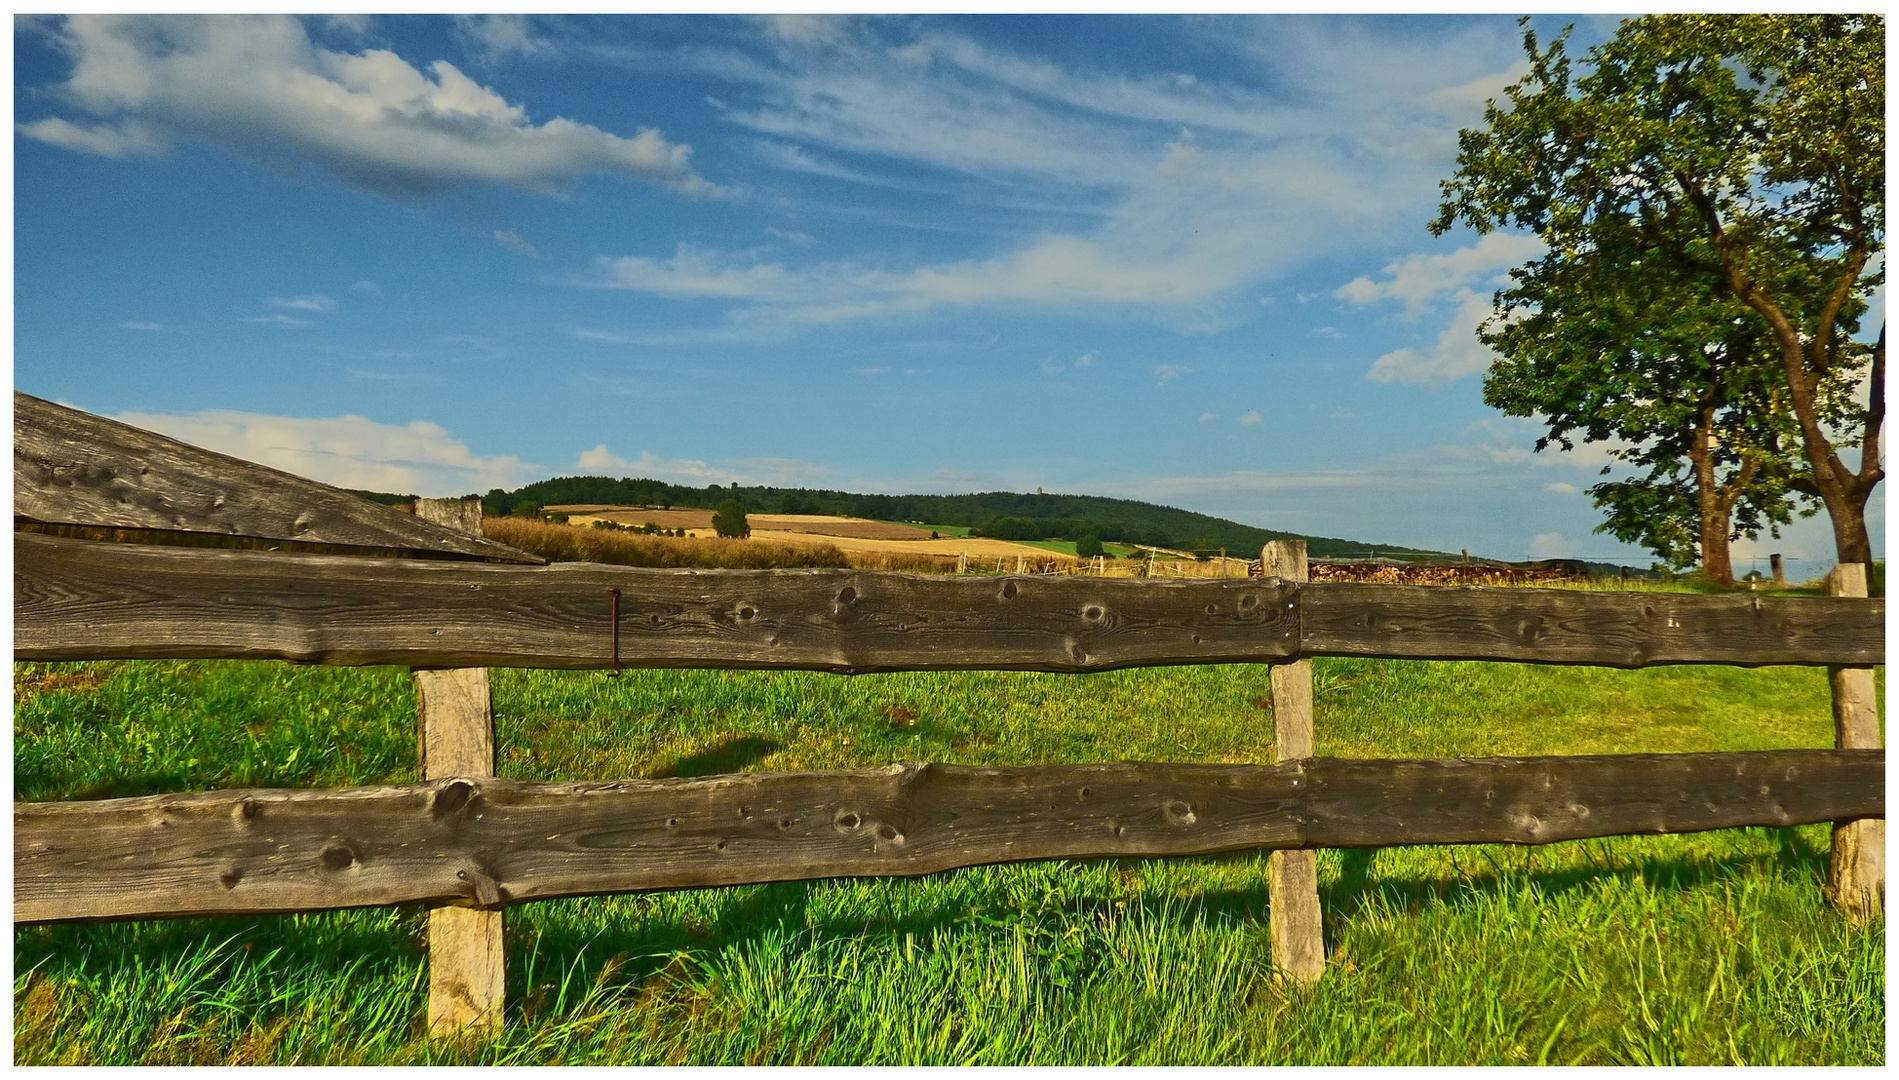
left=15, top=749, right=1883, bottom=925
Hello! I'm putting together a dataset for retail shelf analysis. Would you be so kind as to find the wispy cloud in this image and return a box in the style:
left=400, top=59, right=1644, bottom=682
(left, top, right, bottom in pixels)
left=246, top=313, right=309, bottom=328
left=575, top=444, right=829, bottom=487
left=1155, top=364, right=1187, bottom=386
left=493, top=230, right=543, bottom=258
left=454, top=14, right=554, bottom=65
left=20, top=15, right=715, bottom=200
left=577, top=19, right=1524, bottom=329
left=268, top=294, right=335, bottom=312
left=120, top=320, right=183, bottom=332
left=1239, top=410, right=1261, bottom=426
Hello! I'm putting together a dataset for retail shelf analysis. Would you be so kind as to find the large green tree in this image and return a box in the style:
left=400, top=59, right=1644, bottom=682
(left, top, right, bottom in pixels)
left=1437, top=15, right=1884, bottom=565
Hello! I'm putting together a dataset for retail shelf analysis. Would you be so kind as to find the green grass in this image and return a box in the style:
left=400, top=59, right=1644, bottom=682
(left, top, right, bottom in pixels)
left=14, top=656, right=1884, bottom=1064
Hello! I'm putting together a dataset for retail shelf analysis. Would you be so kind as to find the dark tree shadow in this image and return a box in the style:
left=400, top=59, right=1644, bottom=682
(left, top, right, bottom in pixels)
left=649, top=736, right=782, bottom=779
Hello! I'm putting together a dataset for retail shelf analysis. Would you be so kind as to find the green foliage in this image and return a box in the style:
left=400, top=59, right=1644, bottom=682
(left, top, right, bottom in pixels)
left=1075, top=534, right=1104, bottom=558
left=1435, top=14, right=1885, bottom=564
left=711, top=500, right=751, bottom=539
left=12, top=656, right=1881, bottom=1063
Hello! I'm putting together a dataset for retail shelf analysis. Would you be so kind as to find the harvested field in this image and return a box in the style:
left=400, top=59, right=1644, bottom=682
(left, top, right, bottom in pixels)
left=561, top=509, right=713, bottom=530
left=751, top=530, right=1064, bottom=561
left=749, top=515, right=936, bottom=540
left=482, top=518, right=846, bottom=570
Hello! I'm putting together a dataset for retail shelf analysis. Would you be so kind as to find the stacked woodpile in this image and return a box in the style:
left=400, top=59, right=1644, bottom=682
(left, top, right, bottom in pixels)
left=1310, top=561, right=1583, bottom=586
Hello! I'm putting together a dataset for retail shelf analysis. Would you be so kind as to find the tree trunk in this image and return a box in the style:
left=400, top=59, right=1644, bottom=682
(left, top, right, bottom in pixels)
left=1690, top=405, right=1735, bottom=586
left=1725, top=266, right=1880, bottom=568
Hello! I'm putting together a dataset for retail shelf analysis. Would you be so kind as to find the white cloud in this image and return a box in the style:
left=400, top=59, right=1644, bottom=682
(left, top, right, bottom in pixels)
left=1198, top=412, right=1218, bottom=424
left=1365, top=289, right=1499, bottom=384
left=1239, top=410, right=1262, bottom=426
left=493, top=230, right=543, bottom=258
left=20, top=15, right=712, bottom=200
left=246, top=313, right=309, bottom=328
left=1544, top=482, right=1579, bottom=494
left=114, top=407, right=539, bottom=496
left=454, top=15, right=553, bottom=65
left=1342, top=233, right=1548, bottom=384
left=854, top=366, right=888, bottom=376
left=1155, top=364, right=1186, bottom=386
left=593, top=245, right=800, bottom=301
left=1073, top=350, right=1097, bottom=369
left=1526, top=532, right=1571, bottom=559
left=1336, top=232, right=1543, bottom=318
left=268, top=294, right=335, bottom=312
left=1312, top=326, right=1342, bottom=339
left=120, top=321, right=179, bottom=332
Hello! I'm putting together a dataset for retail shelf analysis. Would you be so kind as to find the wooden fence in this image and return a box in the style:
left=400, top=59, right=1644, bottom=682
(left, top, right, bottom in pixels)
left=12, top=391, right=1887, bottom=1038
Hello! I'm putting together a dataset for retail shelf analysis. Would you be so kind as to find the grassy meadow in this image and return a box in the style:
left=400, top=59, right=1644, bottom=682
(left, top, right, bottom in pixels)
left=14, top=629, right=1883, bottom=1064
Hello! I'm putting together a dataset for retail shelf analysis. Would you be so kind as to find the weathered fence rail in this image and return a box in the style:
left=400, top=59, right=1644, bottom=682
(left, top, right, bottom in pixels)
left=13, top=392, right=1885, bottom=1036
left=17, top=532, right=1881, bottom=670
left=16, top=751, right=1881, bottom=925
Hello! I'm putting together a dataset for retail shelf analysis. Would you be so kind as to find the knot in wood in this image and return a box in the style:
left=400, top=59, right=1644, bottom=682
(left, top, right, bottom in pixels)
left=432, top=780, right=477, bottom=819
left=1163, top=799, right=1197, bottom=827
left=319, top=843, right=356, bottom=871
left=833, top=809, right=863, bottom=833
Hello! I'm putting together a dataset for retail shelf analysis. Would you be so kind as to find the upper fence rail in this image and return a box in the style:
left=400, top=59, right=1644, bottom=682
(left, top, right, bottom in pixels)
left=13, top=392, right=541, bottom=565
left=16, top=532, right=1883, bottom=671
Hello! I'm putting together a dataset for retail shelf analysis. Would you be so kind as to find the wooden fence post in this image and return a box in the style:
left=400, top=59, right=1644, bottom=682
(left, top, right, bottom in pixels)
left=413, top=498, right=504, bottom=1037
left=1827, top=562, right=1883, bottom=923
left=1264, top=539, right=1324, bottom=986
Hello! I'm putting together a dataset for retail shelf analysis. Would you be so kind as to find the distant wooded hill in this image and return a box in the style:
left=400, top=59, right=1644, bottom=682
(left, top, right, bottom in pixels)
left=349, top=476, right=1452, bottom=560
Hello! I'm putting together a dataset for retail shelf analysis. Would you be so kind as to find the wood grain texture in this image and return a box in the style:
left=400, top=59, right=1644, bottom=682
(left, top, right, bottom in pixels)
left=13, top=392, right=539, bottom=563
left=14, top=533, right=1301, bottom=672
left=415, top=498, right=484, bottom=538
left=417, top=667, right=495, bottom=780
left=1300, top=581, right=1884, bottom=667
left=1827, top=563, right=1883, bottom=923
left=1263, top=540, right=1323, bottom=986
left=429, top=907, right=504, bottom=1036
left=415, top=667, right=502, bottom=1036
left=16, top=751, right=1882, bottom=923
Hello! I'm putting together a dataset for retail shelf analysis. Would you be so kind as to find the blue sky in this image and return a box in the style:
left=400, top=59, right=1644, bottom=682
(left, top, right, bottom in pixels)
left=12, top=14, right=1882, bottom=570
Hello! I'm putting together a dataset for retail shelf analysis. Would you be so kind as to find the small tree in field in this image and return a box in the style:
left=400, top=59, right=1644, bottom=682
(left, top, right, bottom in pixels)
left=711, top=500, right=751, bottom=539
left=1075, top=534, right=1104, bottom=558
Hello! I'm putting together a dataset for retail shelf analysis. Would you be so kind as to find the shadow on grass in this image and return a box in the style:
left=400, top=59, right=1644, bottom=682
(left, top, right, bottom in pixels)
left=650, top=736, right=783, bottom=779
left=1312, top=826, right=1831, bottom=919
left=56, top=771, right=206, bottom=802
